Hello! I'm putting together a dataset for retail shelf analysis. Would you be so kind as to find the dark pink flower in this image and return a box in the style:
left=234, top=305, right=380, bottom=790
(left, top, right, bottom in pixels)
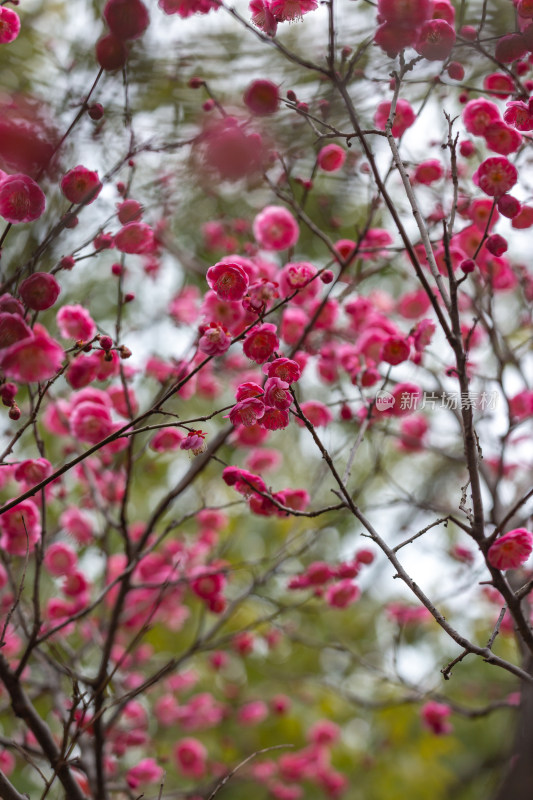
left=263, top=376, right=292, bottom=409
left=227, top=397, right=266, bottom=427
left=296, top=400, right=332, bottom=427
left=487, top=528, right=533, bottom=570
left=381, top=335, right=410, bottom=365
left=159, top=0, right=219, bottom=18
left=484, top=121, right=522, bottom=155
left=473, top=157, right=518, bottom=198
left=0, top=7, right=21, bottom=44
left=421, top=701, right=453, bottom=735
left=462, top=99, right=500, bottom=136
left=198, top=322, right=232, bottom=355
left=0, top=499, right=41, bottom=555
left=263, top=357, right=301, bottom=383
left=180, top=430, right=207, bottom=455
left=19, top=272, right=60, bottom=311
left=412, top=159, right=443, bottom=185
left=325, top=580, right=360, bottom=608
left=243, top=323, right=279, bottom=364
left=103, top=0, right=150, bottom=40
left=415, top=19, right=456, bottom=60
left=0, top=173, right=46, bottom=223
left=270, top=0, right=318, bottom=20
left=61, top=166, right=102, bottom=205
left=126, top=758, right=164, bottom=790
left=244, top=80, right=280, bottom=115
left=206, top=261, right=249, bottom=301
left=0, top=312, right=32, bottom=352
left=249, top=0, right=278, bottom=34
left=374, top=99, right=415, bottom=137
left=260, top=407, right=290, bottom=430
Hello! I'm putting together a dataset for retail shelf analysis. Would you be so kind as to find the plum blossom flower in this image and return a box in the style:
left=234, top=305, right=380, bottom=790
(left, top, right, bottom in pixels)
left=415, top=19, right=456, bottom=60
left=244, top=80, right=280, bottom=115
left=325, top=580, right=360, bottom=608
left=0, top=328, right=64, bottom=383
left=270, top=0, right=318, bottom=20
left=70, top=401, right=114, bottom=444
left=198, top=322, right=232, bottom=356
left=159, top=0, right=219, bottom=17
left=60, top=166, right=102, bottom=205
left=19, top=272, right=60, bottom=311
left=0, top=7, right=21, bottom=43
left=317, top=144, right=346, bottom=172
left=174, top=738, right=207, bottom=778
left=180, top=430, right=207, bottom=455
left=462, top=99, right=500, bottom=135
left=206, top=261, right=249, bottom=301
left=374, top=99, right=415, bottom=137
left=249, top=0, right=278, bottom=33
left=260, top=407, right=290, bottom=430
left=242, top=323, right=279, bottom=364
left=149, top=428, right=184, bottom=451
left=487, top=528, right=533, bottom=570
left=263, top=357, right=301, bottom=383
left=473, top=157, right=518, bottom=198
left=421, top=701, right=453, bottom=735
left=126, top=758, right=164, bottom=790
left=0, top=499, right=41, bottom=555
left=114, top=222, right=155, bottom=254
left=0, top=174, right=46, bottom=223
left=253, top=205, right=299, bottom=251
left=56, top=305, right=97, bottom=340
left=227, top=397, right=266, bottom=427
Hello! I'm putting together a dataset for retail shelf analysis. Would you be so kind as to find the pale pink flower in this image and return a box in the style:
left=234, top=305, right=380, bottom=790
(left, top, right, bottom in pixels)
left=253, top=205, right=299, bottom=251
left=487, top=528, right=533, bottom=570
left=56, top=305, right=96, bottom=340
left=69, top=401, right=114, bottom=444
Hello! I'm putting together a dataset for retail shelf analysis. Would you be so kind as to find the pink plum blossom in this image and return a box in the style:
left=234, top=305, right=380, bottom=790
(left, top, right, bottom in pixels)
left=487, top=528, right=533, bottom=570
left=253, top=205, right=299, bottom=251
